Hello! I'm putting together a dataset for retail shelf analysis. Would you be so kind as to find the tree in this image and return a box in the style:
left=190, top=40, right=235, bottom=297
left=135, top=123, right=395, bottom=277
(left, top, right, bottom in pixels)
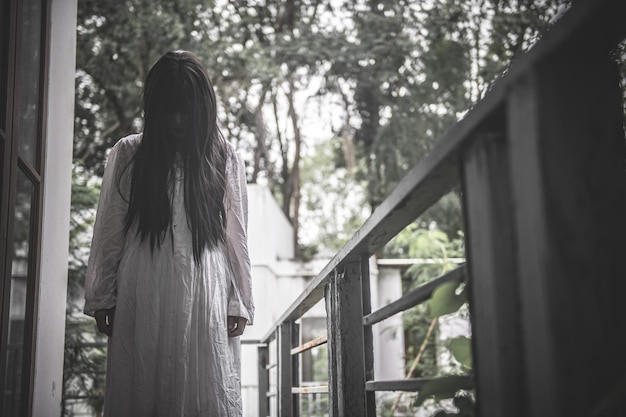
left=299, top=136, right=369, bottom=255
left=73, top=0, right=340, bottom=254
left=73, top=0, right=217, bottom=174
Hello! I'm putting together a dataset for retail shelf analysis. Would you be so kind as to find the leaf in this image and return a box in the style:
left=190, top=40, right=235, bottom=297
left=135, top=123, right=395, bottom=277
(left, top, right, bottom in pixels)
left=415, top=375, right=472, bottom=407
left=449, top=336, right=473, bottom=368
left=453, top=394, right=476, bottom=416
left=429, top=281, right=467, bottom=318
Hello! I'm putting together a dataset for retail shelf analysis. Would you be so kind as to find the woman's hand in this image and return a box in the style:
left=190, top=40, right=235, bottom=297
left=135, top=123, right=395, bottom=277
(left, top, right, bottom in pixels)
left=227, top=316, right=247, bottom=337
left=94, top=308, right=115, bottom=337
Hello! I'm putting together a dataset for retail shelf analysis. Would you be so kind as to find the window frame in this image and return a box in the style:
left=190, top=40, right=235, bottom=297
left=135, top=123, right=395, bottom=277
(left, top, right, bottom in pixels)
left=0, top=0, right=50, bottom=415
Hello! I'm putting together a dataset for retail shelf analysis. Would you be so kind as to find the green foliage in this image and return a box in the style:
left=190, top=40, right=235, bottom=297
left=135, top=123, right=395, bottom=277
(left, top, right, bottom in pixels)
left=311, top=345, right=329, bottom=382
left=62, top=319, right=107, bottom=416
left=62, top=166, right=104, bottom=416
left=299, top=345, right=330, bottom=417
left=381, top=217, right=471, bottom=415
left=323, top=0, right=568, bottom=209
left=414, top=375, right=473, bottom=407
left=403, top=303, right=439, bottom=379
left=403, top=275, right=475, bottom=417
left=72, top=0, right=567, bottom=251
left=66, top=166, right=100, bottom=308
left=429, top=281, right=467, bottom=318
left=299, top=136, right=369, bottom=253
left=300, top=391, right=329, bottom=417
left=407, top=276, right=474, bottom=416
left=384, top=222, right=465, bottom=383
left=448, top=336, right=472, bottom=369
left=385, top=220, right=465, bottom=261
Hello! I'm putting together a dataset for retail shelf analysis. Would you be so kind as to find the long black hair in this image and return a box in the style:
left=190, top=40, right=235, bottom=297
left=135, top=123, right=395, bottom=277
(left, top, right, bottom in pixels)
left=125, top=50, right=229, bottom=262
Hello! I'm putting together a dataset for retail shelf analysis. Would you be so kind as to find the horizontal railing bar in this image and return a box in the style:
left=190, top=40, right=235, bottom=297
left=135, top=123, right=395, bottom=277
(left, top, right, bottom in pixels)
left=265, top=331, right=277, bottom=343
left=241, top=339, right=265, bottom=345
left=292, top=385, right=329, bottom=394
left=65, top=342, right=108, bottom=348
left=267, top=391, right=277, bottom=398
left=63, top=395, right=107, bottom=400
left=260, top=0, right=626, bottom=345
left=366, top=375, right=474, bottom=392
left=291, top=335, right=328, bottom=356
left=266, top=363, right=277, bottom=370
left=377, top=257, right=465, bottom=266
left=363, top=266, right=466, bottom=326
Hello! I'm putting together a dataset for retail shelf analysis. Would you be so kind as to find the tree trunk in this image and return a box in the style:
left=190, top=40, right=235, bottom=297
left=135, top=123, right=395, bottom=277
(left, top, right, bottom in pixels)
left=286, top=77, right=302, bottom=257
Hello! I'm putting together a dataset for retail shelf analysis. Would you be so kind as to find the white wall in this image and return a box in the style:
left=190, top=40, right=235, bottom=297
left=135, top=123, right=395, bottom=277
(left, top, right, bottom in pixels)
left=248, top=184, right=295, bottom=266
left=32, top=0, right=77, bottom=415
left=243, top=185, right=315, bottom=417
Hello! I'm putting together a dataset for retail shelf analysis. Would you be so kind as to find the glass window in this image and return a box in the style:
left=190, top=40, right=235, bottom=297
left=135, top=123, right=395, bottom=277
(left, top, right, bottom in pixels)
left=3, top=168, right=35, bottom=417
left=17, top=0, right=43, bottom=168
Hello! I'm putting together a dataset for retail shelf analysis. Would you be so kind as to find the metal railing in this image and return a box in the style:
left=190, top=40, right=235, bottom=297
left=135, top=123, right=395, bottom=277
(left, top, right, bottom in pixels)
left=256, top=1, right=626, bottom=416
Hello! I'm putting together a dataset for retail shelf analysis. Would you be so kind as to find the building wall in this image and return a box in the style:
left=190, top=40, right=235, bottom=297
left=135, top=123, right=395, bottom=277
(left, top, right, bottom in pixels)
left=32, top=0, right=77, bottom=415
left=248, top=184, right=295, bottom=266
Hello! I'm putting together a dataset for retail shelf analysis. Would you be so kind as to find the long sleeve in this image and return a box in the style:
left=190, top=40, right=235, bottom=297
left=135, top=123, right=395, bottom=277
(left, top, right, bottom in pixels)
left=83, top=142, right=130, bottom=316
left=225, top=151, right=255, bottom=325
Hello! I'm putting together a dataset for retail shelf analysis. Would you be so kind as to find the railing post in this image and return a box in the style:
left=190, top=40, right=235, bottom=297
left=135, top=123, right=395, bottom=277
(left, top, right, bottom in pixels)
left=462, top=131, right=525, bottom=417
left=325, top=282, right=339, bottom=417
left=506, top=47, right=626, bottom=416
left=291, top=322, right=300, bottom=417
left=325, top=258, right=367, bottom=417
left=258, top=344, right=269, bottom=417
left=360, top=256, right=376, bottom=416
left=278, top=323, right=294, bottom=417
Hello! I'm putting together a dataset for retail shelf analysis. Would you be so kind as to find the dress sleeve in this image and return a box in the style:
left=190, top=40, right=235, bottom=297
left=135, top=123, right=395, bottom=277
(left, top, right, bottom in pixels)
left=83, top=144, right=129, bottom=316
left=225, top=151, right=255, bottom=325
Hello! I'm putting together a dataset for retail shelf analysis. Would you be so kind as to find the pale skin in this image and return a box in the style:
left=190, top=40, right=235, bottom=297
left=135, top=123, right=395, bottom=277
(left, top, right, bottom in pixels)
left=94, top=309, right=247, bottom=338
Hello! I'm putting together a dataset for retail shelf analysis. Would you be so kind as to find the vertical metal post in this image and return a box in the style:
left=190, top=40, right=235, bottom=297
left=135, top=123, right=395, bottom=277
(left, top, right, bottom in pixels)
left=258, top=344, right=270, bottom=417
left=360, top=256, right=376, bottom=416
left=291, top=322, right=300, bottom=417
left=325, top=259, right=367, bottom=417
left=462, top=132, right=525, bottom=417
left=507, top=46, right=626, bottom=416
left=278, top=323, right=293, bottom=417
left=325, top=279, right=339, bottom=417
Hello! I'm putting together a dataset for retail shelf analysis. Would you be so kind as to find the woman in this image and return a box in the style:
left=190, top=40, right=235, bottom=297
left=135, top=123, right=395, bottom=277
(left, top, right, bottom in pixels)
left=84, top=50, right=254, bottom=416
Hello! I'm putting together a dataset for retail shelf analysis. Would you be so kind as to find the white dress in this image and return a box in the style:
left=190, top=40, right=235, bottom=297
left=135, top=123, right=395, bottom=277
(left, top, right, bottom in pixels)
left=84, top=134, right=254, bottom=417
